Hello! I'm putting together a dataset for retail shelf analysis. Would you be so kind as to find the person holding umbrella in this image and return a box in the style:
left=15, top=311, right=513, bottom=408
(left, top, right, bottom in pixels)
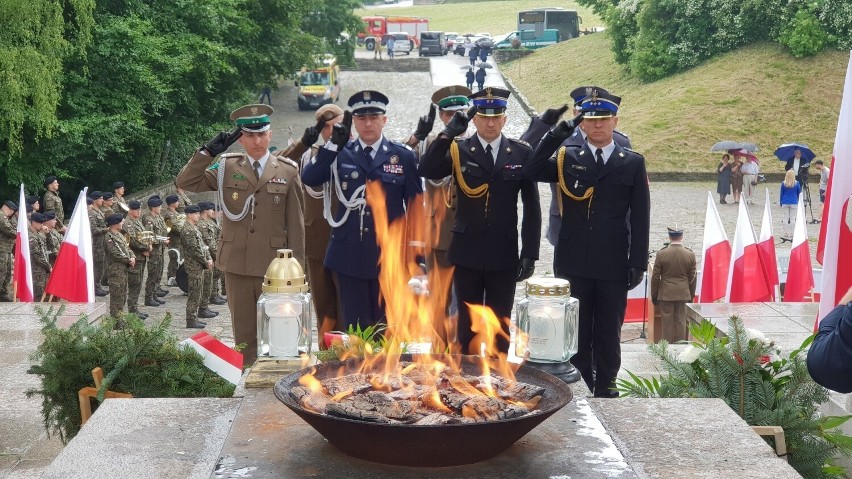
left=716, top=153, right=732, bottom=204
left=465, top=68, right=474, bottom=90
left=475, top=66, right=486, bottom=91
left=730, top=154, right=744, bottom=203
left=741, top=155, right=760, bottom=205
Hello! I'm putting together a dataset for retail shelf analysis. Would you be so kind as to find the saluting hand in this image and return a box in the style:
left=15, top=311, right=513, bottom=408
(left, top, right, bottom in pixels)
left=539, top=104, right=569, bottom=126
left=301, top=118, right=326, bottom=146
left=203, top=127, right=243, bottom=157
left=549, top=112, right=584, bottom=141
left=442, top=105, right=477, bottom=139
left=331, top=111, right=352, bottom=149
left=413, top=104, right=437, bottom=142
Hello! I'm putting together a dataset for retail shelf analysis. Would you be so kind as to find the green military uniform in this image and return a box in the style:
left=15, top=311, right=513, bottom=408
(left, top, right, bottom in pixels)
left=89, top=206, right=108, bottom=289
left=123, top=215, right=150, bottom=314
left=105, top=228, right=133, bottom=317
left=163, top=204, right=183, bottom=282
left=180, top=219, right=211, bottom=324
left=198, top=215, right=218, bottom=307
left=142, top=207, right=168, bottom=303
left=651, top=229, right=697, bottom=343
left=0, top=210, right=16, bottom=301
left=29, top=219, right=51, bottom=301
left=42, top=190, right=65, bottom=229
left=46, top=228, right=62, bottom=265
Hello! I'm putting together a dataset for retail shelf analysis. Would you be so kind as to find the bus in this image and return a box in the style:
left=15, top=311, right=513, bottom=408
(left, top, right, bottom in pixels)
left=518, top=8, right=580, bottom=41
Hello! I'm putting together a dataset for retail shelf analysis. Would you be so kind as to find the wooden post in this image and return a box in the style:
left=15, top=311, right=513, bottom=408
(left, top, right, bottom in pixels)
left=752, top=426, right=788, bottom=462
left=78, top=367, right=133, bottom=425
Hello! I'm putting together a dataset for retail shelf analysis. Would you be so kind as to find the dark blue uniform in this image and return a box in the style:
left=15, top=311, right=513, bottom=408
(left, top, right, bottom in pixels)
left=807, top=301, right=852, bottom=393
left=301, top=137, right=422, bottom=329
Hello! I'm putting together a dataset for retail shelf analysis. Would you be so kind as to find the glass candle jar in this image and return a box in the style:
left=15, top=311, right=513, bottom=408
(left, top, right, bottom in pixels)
left=515, top=278, right=579, bottom=363
left=257, top=249, right=312, bottom=358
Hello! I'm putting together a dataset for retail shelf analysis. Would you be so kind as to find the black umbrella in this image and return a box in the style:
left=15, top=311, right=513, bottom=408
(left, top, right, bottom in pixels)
left=710, top=140, right=742, bottom=152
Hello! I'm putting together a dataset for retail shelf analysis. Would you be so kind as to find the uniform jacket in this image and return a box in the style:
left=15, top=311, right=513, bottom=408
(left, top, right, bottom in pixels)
left=46, top=229, right=62, bottom=264
left=104, top=230, right=132, bottom=269
left=651, top=243, right=697, bottom=301
left=123, top=217, right=151, bottom=261
left=302, top=137, right=422, bottom=279
left=181, top=222, right=211, bottom=270
left=163, top=208, right=183, bottom=245
left=0, top=214, right=15, bottom=254
left=142, top=212, right=168, bottom=255
left=175, top=141, right=306, bottom=277
left=420, top=134, right=457, bottom=253
left=418, top=133, right=541, bottom=271
left=524, top=134, right=650, bottom=280
left=42, top=190, right=64, bottom=228
left=198, top=217, right=219, bottom=259
left=88, top=207, right=107, bottom=259
left=807, top=301, right=852, bottom=393
left=300, top=146, right=337, bottom=261
left=29, top=231, right=51, bottom=273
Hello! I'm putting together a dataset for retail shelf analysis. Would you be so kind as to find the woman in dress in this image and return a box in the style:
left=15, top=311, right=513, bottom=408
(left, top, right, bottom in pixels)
left=717, top=154, right=733, bottom=204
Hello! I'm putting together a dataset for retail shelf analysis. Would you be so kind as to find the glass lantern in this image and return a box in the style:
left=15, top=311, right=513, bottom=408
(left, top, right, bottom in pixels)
left=516, top=278, right=579, bottom=364
left=257, top=249, right=313, bottom=359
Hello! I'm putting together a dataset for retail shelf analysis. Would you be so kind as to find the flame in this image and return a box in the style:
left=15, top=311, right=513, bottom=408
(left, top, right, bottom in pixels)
left=298, top=368, right=323, bottom=393
left=330, top=390, right=353, bottom=401
left=422, top=388, right=453, bottom=414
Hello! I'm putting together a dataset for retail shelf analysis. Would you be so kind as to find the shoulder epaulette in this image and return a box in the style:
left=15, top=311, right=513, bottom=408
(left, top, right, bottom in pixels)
left=622, top=147, right=645, bottom=158
left=614, top=129, right=630, bottom=139
left=509, top=138, right=531, bottom=148
left=278, top=156, right=299, bottom=170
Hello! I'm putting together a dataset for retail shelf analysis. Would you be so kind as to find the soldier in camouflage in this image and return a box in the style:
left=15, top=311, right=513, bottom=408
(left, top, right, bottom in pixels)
left=42, top=176, right=66, bottom=232
left=100, top=192, right=117, bottom=218
left=88, top=192, right=109, bottom=296
left=43, top=211, right=63, bottom=266
left=142, top=196, right=170, bottom=307
left=0, top=201, right=18, bottom=301
left=163, top=195, right=183, bottom=285
left=113, top=182, right=127, bottom=212
left=198, top=202, right=225, bottom=312
left=123, top=201, right=150, bottom=319
left=181, top=205, right=211, bottom=328
left=29, top=213, right=52, bottom=301
left=104, top=213, right=135, bottom=318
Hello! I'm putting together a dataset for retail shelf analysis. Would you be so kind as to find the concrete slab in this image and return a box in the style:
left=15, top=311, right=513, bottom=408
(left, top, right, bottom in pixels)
left=687, top=303, right=786, bottom=320
left=6, top=458, right=53, bottom=479
left=41, top=398, right=241, bottom=479
left=590, top=398, right=802, bottom=479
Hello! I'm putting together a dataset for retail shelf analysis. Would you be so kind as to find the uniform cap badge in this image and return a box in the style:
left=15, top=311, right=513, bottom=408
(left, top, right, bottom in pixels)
left=251, top=106, right=258, bottom=115
left=364, top=91, right=372, bottom=101
left=485, top=87, right=493, bottom=99
left=232, top=192, right=239, bottom=201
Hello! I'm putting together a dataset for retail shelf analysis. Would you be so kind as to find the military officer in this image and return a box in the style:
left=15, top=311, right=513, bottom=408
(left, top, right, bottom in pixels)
left=88, top=192, right=109, bottom=296
left=123, top=200, right=150, bottom=319
left=113, top=181, right=128, bottom=214
left=43, top=211, right=63, bottom=265
left=180, top=205, right=212, bottom=329
left=302, top=90, right=423, bottom=330
left=196, top=201, right=221, bottom=318
left=104, top=213, right=135, bottom=318
left=524, top=87, right=650, bottom=397
left=42, top=176, right=66, bottom=232
left=651, top=227, right=696, bottom=342
left=176, top=104, right=309, bottom=365
left=205, top=204, right=226, bottom=305
left=100, top=192, right=116, bottom=218
left=0, top=201, right=17, bottom=301
left=163, top=194, right=183, bottom=286
left=418, top=87, right=541, bottom=356
left=142, top=196, right=170, bottom=306
left=29, top=213, right=52, bottom=301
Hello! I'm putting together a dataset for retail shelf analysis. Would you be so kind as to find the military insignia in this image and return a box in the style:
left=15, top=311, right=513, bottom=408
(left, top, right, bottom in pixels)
left=579, top=150, right=585, bottom=156
left=269, top=178, right=287, bottom=184
left=390, top=155, right=399, bottom=164
left=383, top=164, right=404, bottom=175
left=449, top=86, right=456, bottom=94
left=351, top=171, right=359, bottom=179
left=506, top=147, right=512, bottom=154
left=591, top=88, right=599, bottom=101
left=470, top=146, right=476, bottom=152
left=232, top=173, right=246, bottom=180
left=232, top=192, right=239, bottom=201
left=571, top=165, right=587, bottom=171
left=273, top=196, right=280, bottom=205
left=342, top=182, right=348, bottom=190
left=206, top=163, right=220, bottom=171
left=364, top=91, right=372, bottom=101
left=619, top=152, right=625, bottom=158
left=485, top=87, right=493, bottom=99
left=585, top=86, right=593, bottom=97
left=251, top=106, right=258, bottom=115
left=382, top=144, right=388, bottom=152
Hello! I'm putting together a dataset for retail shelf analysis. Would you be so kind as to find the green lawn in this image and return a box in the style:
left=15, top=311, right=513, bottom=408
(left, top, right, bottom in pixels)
left=356, top=1, right=601, bottom=36
left=501, top=33, right=848, bottom=172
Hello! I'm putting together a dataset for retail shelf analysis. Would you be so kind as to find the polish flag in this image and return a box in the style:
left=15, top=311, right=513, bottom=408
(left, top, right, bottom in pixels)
left=180, top=332, right=244, bottom=384
left=726, top=199, right=772, bottom=302
left=784, top=196, right=814, bottom=302
left=12, top=184, right=33, bottom=302
left=697, top=192, right=731, bottom=302
left=45, top=189, right=94, bottom=302
left=756, top=188, right=780, bottom=300
left=817, top=51, right=852, bottom=322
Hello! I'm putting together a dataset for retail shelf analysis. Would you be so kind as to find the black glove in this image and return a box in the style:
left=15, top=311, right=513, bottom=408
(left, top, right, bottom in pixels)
left=203, top=127, right=242, bottom=157
left=627, top=268, right=644, bottom=290
left=652, top=297, right=659, bottom=306
left=413, top=104, right=437, bottom=142
left=516, top=258, right=535, bottom=282
left=301, top=118, right=326, bottom=146
left=331, top=111, right=352, bottom=149
left=548, top=112, right=585, bottom=141
left=442, top=105, right=477, bottom=139
left=539, top=104, right=569, bottom=126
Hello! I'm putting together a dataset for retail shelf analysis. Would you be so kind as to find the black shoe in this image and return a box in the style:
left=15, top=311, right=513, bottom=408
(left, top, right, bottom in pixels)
left=144, top=297, right=161, bottom=307
left=95, top=288, right=109, bottom=297
left=156, top=289, right=168, bottom=297
left=130, top=311, right=148, bottom=320
left=156, top=297, right=166, bottom=304
left=186, top=319, right=206, bottom=329
left=211, top=296, right=227, bottom=305
left=197, top=308, right=217, bottom=319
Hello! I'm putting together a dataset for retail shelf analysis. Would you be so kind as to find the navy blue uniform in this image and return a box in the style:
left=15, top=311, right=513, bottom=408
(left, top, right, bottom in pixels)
left=808, top=301, right=852, bottom=393
left=301, top=137, right=422, bottom=329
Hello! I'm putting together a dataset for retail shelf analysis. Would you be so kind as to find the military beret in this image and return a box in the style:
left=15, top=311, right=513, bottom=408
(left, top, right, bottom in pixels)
left=89, top=191, right=103, bottom=200
left=113, top=181, right=125, bottom=190
left=102, top=192, right=114, bottom=200
left=31, top=212, right=48, bottom=223
left=3, top=200, right=17, bottom=211
left=26, top=195, right=39, bottom=205
left=43, top=211, right=56, bottom=221
left=431, top=85, right=471, bottom=111
left=230, top=104, right=274, bottom=133
left=569, top=86, right=610, bottom=106
left=106, top=213, right=123, bottom=226
left=129, top=200, right=142, bottom=210
left=469, top=87, right=510, bottom=117
left=184, top=204, right=201, bottom=214
left=43, top=176, right=57, bottom=187
left=199, top=201, right=214, bottom=211
left=348, top=90, right=389, bottom=115
left=166, top=194, right=179, bottom=205
left=316, top=104, right=344, bottom=122
left=147, top=196, right=163, bottom=207
left=86, top=198, right=94, bottom=206
left=580, top=88, right=621, bottom=119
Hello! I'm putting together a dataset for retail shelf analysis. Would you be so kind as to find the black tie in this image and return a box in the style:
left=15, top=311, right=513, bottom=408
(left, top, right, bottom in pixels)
left=364, top=146, right=373, bottom=161
left=486, top=144, right=493, bottom=164
left=252, top=160, right=261, bottom=180
left=595, top=148, right=605, bottom=169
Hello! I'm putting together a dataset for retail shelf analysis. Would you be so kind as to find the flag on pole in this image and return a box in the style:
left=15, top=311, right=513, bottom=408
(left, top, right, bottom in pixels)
left=784, top=196, right=814, bottom=302
left=817, top=51, right=852, bottom=322
left=45, top=189, right=95, bottom=302
left=726, top=199, right=773, bottom=302
left=697, top=192, right=731, bottom=302
left=180, top=332, right=243, bottom=385
left=757, top=188, right=780, bottom=300
left=12, top=184, right=33, bottom=302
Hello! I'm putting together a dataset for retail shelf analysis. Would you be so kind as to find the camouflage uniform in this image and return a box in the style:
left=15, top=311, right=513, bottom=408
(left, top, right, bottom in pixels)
left=180, top=222, right=210, bottom=322
left=163, top=208, right=183, bottom=280
left=30, top=230, right=51, bottom=301
left=142, top=211, right=168, bottom=301
left=123, top=217, right=150, bottom=313
left=89, top=207, right=108, bottom=287
left=0, top=213, right=15, bottom=301
left=46, top=228, right=63, bottom=265
left=105, top=230, right=133, bottom=317
left=42, top=190, right=65, bottom=229
left=99, top=204, right=116, bottom=218
left=177, top=191, right=192, bottom=214
left=198, top=216, right=217, bottom=307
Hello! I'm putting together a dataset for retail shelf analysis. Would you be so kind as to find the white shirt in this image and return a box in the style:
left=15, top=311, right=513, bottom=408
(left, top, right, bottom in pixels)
left=741, top=161, right=759, bottom=175
left=477, top=134, right=502, bottom=164
left=247, top=151, right=270, bottom=177
left=589, top=140, right=616, bottom=165
left=358, top=136, right=384, bottom=159
left=792, top=158, right=800, bottom=173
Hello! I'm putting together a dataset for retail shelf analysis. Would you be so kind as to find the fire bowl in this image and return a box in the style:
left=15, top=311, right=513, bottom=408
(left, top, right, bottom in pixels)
left=273, top=354, right=573, bottom=467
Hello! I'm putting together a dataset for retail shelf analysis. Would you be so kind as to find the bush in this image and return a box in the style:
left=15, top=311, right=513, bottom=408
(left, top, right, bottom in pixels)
left=26, top=307, right=236, bottom=443
left=780, top=8, right=834, bottom=57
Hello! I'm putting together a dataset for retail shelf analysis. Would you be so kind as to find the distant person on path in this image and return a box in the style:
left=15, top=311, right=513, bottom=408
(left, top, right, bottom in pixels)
left=387, top=36, right=395, bottom=60
left=807, top=285, right=852, bottom=393
left=478, top=44, right=488, bottom=62
left=258, top=86, right=272, bottom=106
left=374, top=37, right=385, bottom=60
left=465, top=69, right=474, bottom=90
left=779, top=170, right=801, bottom=240
left=741, top=156, right=759, bottom=204
left=651, top=227, right=697, bottom=342
left=475, top=67, right=486, bottom=91
left=717, top=154, right=732, bottom=204
left=469, top=45, right=479, bottom=66
left=814, top=159, right=829, bottom=217
left=730, top=156, right=744, bottom=203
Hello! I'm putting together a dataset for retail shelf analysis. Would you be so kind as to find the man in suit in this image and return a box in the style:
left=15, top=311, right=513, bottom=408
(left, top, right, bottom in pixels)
left=176, top=103, right=310, bottom=366
left=651, top=227, right=696, bottom=342
left=302, top=90, right=423, bottom=330
left=418, top=87, right=541, bottom=356
left=808, top=286, right=852, bottom=393
left=524, top=87, right=650, bottom=397
left=784, top=148, right=811, bottom=180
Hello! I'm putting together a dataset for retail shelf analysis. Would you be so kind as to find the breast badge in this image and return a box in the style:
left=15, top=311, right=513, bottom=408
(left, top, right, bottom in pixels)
left=232, top=192, right=239, bottom=201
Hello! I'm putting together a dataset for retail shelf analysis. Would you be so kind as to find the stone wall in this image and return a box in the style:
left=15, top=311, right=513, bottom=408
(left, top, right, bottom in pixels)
left=344, top=58, right=430, bottom=73
left=492, top=49, right=534, bottom=64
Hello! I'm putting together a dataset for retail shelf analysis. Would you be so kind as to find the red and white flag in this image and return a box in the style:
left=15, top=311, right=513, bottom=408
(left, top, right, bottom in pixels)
left=784, top=196, right=814, bottom=302
left=180, top=332, right=244, bottom=385
left=13, top=184, right=33, bottom=302
left=757, top=188, right=780, bottom=300
left=697, top=192, right=731, bottom=302
left=817, top=51, right=852, bottom=322
left=726, top=199, right=772, bottom=302
left=45, top=189, right=95, bottom=302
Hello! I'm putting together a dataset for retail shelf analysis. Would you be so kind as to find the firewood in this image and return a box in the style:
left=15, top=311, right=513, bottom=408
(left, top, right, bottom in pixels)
left=326, top=402, right=393, bottom=423
left=290, top=386, right=331, bottom=413
left=321, top=374, right=372, bottom=396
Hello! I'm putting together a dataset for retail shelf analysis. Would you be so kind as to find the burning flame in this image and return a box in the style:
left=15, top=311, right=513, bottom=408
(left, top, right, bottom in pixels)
left=298, top=368, right=323, bottom=393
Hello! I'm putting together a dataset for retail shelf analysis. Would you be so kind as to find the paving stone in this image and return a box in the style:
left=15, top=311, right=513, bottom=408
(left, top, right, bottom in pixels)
left=6, top=458, right=53, bottom=479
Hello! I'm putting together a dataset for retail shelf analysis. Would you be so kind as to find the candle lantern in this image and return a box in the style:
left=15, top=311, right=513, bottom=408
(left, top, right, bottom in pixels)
left=257, top=249, right=312, bottom=359
left=515, top=277, right=581, bottom=383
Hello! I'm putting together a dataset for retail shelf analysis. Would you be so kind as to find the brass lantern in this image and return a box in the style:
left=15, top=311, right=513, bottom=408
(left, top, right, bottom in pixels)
left=256, top=249, right=313, bottom=358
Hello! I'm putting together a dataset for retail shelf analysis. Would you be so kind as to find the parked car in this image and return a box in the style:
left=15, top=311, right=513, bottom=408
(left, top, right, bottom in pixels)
left=419, top=31, right=448, bottom=56
left=453, top=35, right=486, bottom=55
left=445, top=31, right=460, bottom=49
left=383, top=33, right=413, bottom=55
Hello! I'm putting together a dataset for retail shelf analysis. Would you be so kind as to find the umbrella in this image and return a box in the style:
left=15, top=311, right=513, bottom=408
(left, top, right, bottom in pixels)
left=774, top=143, right=815, bottom=162
left=740, top=142, right=759, bottom=152
left=710, top=140, right=742, bottom=152
left=459, top=65, right=473, bottom=71
left=476, top=39, right=494, bottom=48
left=475, top=62, right=492, bottom=69
left=730, top=149, right=759, bottom=164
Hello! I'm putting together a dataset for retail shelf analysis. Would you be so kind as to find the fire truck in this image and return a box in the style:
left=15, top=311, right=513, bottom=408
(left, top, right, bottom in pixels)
left=358, top=16, right=429, bottom=51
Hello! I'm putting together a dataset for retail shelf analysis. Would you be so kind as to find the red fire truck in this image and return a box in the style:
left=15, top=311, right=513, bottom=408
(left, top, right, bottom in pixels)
left=358, top=16, right=430, bottom=51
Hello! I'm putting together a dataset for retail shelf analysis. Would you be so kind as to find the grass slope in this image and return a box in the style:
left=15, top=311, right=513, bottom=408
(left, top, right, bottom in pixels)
left=502, top=33, right=848, bottom=172
left=357, top=0, right=601, bottom=36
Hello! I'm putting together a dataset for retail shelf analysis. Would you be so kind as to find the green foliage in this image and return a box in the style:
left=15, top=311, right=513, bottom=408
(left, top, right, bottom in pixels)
left=616, top=317, right=851, bottom=478
left=26, top=306, right=235, bottom=443
left=779, top=8, right=834, bottom=57
left=314, top=323, right=387, bottom=362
